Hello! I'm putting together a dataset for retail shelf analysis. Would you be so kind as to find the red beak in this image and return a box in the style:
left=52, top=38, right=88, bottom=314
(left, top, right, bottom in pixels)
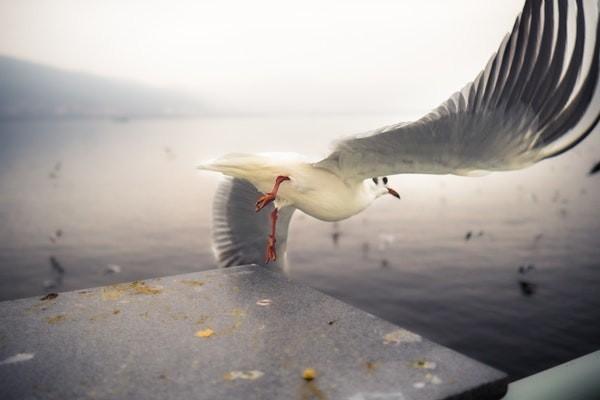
left=387, top=188, right=401, bottom=199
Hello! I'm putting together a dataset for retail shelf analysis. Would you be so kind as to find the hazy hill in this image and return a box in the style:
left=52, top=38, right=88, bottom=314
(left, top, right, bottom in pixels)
left=0, top=55, right=204, bottom=119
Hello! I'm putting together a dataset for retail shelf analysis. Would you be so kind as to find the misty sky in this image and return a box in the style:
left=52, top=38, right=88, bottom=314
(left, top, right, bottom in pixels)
left=0, top=0, right=524, bottom=114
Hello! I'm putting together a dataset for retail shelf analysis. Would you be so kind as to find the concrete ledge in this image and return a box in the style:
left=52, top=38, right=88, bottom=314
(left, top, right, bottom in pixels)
left=0, top=265, right=508, bottom=399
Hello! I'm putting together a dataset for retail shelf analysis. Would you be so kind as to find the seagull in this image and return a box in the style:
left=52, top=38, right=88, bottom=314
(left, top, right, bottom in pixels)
left=198, top=0, right=600, bottom=272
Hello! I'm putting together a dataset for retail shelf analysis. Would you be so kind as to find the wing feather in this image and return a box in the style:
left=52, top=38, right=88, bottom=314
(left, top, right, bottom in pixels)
left=316, top=0, right=600, bottom=181
left=211, top=177, right=295, bottom=271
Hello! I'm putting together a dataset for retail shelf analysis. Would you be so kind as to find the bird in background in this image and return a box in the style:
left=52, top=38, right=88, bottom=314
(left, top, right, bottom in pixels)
left=198, top=0, right=600, bottom=273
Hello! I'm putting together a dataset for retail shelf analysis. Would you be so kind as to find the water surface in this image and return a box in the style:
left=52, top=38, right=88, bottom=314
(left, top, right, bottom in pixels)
left=1, top=117, right=599, bottom=379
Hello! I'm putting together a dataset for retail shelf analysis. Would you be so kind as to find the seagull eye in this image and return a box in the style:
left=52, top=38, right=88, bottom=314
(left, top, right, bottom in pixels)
left=372, top=177, right=378, bottom=184
left=383, top=177, right=388, bottom=185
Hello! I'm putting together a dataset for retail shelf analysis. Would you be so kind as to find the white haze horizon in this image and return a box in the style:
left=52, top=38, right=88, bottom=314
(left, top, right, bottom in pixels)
left=0, top=0, right=524, bottom=115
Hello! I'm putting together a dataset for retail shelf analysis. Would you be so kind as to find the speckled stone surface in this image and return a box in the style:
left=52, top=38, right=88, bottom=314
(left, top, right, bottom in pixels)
left=0, top=265, right=508, bottom=400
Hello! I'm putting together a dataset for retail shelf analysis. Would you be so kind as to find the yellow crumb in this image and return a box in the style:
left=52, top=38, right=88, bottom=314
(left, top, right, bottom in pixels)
left=302, top=368, right=317, bottom=381
left=180, top=279, right=204, bottom=287
left=195, top=328, right=215, bottom=338
left=46, top=314, right=66, bottom=324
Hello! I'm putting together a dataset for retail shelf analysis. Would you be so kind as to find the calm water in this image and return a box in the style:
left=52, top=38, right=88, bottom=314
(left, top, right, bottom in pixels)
left=1, top=117, right=599, bottom=380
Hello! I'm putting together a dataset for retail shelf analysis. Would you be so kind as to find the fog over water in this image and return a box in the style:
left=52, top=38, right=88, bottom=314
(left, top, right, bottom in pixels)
left=0, top=0, right=524, bottom=114
left=1, top=0, right=600, bottom=383
left=1, top=116, right=599, bottom=379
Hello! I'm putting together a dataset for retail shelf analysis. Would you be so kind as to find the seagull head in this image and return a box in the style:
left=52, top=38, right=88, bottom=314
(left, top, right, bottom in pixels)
left=368, top=176, right=400, bottom=200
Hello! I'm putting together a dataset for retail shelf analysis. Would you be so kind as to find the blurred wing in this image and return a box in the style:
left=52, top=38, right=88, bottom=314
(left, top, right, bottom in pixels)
left=317, top=0, right=600, bottom=180
left=211, top=177, right=295, bottom=271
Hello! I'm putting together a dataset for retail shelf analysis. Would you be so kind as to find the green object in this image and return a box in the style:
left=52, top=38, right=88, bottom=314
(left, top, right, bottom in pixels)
left=502, top=351, right=600, bottom=400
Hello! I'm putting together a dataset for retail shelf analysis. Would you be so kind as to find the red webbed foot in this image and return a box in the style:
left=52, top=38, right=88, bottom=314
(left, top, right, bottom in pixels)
left=255, top=176, right=290, bottom=213
left=256, top=193, right=276, bottom=212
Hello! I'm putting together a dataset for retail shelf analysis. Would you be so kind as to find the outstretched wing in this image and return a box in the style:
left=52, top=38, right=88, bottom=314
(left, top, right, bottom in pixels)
left=211, top=177, right=296, bottom=271
left=317, top=0, right=600, bottom=181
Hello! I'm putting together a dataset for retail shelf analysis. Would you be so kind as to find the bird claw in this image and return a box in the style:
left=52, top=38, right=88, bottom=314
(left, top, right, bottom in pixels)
left=265, top=235, right=277, bottom=263
left=256, top=192, right=275, bottom=212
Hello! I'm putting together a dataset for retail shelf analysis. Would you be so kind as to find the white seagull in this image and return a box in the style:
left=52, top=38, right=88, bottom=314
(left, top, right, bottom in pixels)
left=199, top=0, right=600, bottom=271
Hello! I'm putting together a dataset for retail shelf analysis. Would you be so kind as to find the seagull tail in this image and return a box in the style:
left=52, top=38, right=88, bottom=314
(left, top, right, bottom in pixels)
left=197, top=153, right=271, bottom=178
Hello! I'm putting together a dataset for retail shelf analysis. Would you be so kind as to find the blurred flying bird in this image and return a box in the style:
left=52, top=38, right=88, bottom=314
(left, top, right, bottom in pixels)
left=518, top=264, right=537, bottom=296
left=49, top=256, right=65, bottom=275
left=43, top=256, right=65, bottom=289
left=331, top=222, right=341, bottom=247
left=198, top=0, right=600, bottom=271
left=518, top=264, right=536, bottom=274
left=48, top=161, right=62, bottom=180
left=49, top=229, right=63, bottom=244
left=519, top=280, right=537, bottom=296
left=361, top=242, right=370, bottom=259
left=377, top=233, right=396, bottom=251
left=589, top=160, right=600, bottom=174
left=163, top=146, right=176, bottom=161
left=104, top=264, right=122, bottom=275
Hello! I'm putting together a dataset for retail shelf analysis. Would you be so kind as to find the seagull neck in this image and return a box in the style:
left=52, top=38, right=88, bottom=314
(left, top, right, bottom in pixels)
left=359, top=180, right=379, bottom=202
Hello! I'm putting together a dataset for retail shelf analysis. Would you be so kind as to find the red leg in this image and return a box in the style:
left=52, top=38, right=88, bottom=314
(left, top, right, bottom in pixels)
left=265, top=208, right=279, bottom=263
left=255, top=175, right=290, bottom=212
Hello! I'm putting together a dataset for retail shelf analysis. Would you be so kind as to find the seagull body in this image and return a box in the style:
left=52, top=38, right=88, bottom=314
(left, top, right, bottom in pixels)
left=200, top=152, right=387, bottom=222
left=199, top=0, right=600, bottom=271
